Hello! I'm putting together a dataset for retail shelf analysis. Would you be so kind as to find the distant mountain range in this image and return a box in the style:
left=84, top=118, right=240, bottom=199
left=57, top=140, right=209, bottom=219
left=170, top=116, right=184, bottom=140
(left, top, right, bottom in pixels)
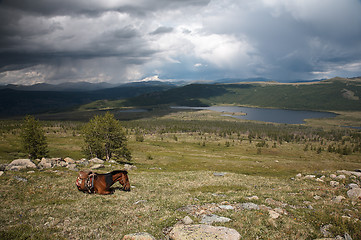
left=0, top=77, right=360, bottom=118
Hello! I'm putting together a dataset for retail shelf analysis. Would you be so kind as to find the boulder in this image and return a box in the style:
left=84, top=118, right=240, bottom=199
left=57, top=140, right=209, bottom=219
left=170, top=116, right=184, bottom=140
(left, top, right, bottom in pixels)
left=38, top=158, right=53, bottom=169
left=6, top=159, right=37, bottom=171
left=64, top=157, right=75, bottom=164
left=169, top=224, right=241, bottom=240
left=89, top=158, right=104, bottom=164
left=122, top=232, right=156, bottom=240
left=347, top=188, right=361, bottom=200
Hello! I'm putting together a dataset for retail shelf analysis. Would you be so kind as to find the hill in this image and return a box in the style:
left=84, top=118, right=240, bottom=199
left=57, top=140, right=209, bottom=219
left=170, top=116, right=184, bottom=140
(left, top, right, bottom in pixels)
left=123, top=77, right=361, bottom=111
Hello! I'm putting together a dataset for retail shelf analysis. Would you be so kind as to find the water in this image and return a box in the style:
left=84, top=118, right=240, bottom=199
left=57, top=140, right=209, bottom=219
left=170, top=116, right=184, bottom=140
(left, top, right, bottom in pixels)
left=172, top=106, right=337, bottom=124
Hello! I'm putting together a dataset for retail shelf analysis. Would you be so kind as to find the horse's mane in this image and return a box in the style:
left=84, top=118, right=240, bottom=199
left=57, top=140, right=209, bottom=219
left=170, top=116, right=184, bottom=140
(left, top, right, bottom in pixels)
left=110, top=170, right=128, bottom=175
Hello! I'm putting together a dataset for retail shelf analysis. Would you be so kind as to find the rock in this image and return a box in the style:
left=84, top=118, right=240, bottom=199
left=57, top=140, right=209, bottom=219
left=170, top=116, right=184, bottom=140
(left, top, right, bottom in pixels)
left=330, top=174, right=337, bottom=179
left=330, top=181, right=340, bottom=187
left=64, top=157, right=75, bottom=164
left=314, top=195, right=322, bottom=200
left=38, top=158, right=53, bottom=169
left=238, top=202, right=260, bottom=210
left=168, top=224, right=241, bottom=240
left=245, top=195, right=259, bottom=200
left=336, top=175, right=346, bottom=180
left=218, top=205, right=234, bottom=210
left=6, top=159, right=37, bottom=171
left=77, top=159, right=89, bottom=166
left=124, top=164, right=137, bottom=171
left=213, top=172, right=226, bottom=177
left=265, top=198, right=287, bottom=207
left=200, top=214, right=232, bottom=224
left=332, top=196, right=346, bottom=203
left=348, top=183, right=360, bottom=189
left=13, top=176, right=28, bottom=182
left=268, top=210, right=280, bottom=219
left=295, top=173, right=302, bottom=178
left=304, top=175, right=316, bottom=179
left=90, top=164, right=104, bottom=169
left=320, top=224, right=333, bottom=238
left=67, top=164, right=78, bottom=171
left=27, top=171, right=35, bottom=174
left=0, top=171, right=4, bottom=176
left=89, top=157, right=104, bottom=164
left=344, top=232, right=353, bottom=240
left=122, top=232, right=156, bottom=240
left=182, top=216, right=193, bottom=225
left=347, top=188, right=361, bottom=200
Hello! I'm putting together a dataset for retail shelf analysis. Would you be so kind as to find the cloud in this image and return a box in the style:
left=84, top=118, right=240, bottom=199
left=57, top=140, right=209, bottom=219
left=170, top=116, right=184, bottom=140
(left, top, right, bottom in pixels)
left=1, top=0, right=361, bottom=84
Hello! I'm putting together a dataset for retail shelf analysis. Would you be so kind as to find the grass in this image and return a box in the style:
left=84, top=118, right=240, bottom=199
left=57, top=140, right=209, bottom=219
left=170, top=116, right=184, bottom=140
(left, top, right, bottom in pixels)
left=0, top=110, right=361, bottom=239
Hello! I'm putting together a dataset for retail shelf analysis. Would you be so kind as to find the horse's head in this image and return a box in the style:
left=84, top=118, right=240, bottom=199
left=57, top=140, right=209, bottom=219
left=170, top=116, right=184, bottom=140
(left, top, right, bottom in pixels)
left=76, top=170, right=92, bottom=192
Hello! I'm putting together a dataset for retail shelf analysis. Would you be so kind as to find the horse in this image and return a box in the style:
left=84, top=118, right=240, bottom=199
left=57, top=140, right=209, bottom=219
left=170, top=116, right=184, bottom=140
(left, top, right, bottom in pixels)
left=76, top=170, right=130, bottom=195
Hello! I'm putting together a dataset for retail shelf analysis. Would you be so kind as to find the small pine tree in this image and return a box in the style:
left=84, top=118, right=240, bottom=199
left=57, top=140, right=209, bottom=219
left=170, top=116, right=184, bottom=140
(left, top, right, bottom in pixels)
left=82, top=112, right=131, bottom=162
left=20, top=115, right=48, bottom=159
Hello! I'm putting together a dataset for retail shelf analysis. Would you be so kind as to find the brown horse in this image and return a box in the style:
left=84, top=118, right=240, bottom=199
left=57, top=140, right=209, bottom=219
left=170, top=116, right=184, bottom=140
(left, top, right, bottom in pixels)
left=76, top=170, right=130, bottom=195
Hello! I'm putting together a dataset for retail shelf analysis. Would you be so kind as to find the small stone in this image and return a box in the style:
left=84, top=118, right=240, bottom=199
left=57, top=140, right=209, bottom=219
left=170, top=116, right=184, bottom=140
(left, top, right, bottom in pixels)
left=268, top=210, right=280, bottom=219
left=320, top=224, right=333, bottom=238
left=213, top=172, right=226, bottom=177
left=124, top=164, right=137, bottom=171
left=348, top=183, right=360, bottom=189
left=64, top=157, right=75, bottom=164
left=169, top=224, right=240, bottom=240
left=200, top=214, right=232, bottom=224
left=182, top=216, right=193, bottom=225
left=304, top=175, right=316, bottom=179
left=314, top=195, right=321, bottom=200
left=295, top=173, right=302, bottom=178
left=0, top=171, right=4, bottom=176
left=27, top=171, right=35, bottom=174
left=330, top=181, right=339, bottom=187
left=337, top=175, right=346, bottom=180
left=13, top=176, right=28, bottom=182
left=330, top=174, right=337, bottom=179
left=239, top=202, right=260, bottom=210
left=332, top=196, right=346, bottom=203
left=245, top=195, right=259, bottom=200
left=122, top=232, right=156, bottom=240
left=218, top=205, right=234, bottom=210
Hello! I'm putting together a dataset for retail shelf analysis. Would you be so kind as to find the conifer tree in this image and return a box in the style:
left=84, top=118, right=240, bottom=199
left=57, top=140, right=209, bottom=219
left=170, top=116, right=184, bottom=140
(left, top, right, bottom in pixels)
left=20, top=115, right=48, bottom=159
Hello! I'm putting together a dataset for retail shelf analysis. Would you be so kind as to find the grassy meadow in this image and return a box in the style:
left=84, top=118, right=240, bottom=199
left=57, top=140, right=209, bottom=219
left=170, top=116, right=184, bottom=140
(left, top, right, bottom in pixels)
left=1, top=109, right=361, bottom=239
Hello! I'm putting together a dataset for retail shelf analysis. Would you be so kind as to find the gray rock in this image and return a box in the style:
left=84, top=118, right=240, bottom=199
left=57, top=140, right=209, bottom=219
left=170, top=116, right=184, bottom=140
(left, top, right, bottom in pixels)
left=213, top=172, right=226, bottom=177
left=89, top=157, right=104, bottom=164
left=122, top=232, right=156, bottom=240
left=90, top=164, right=104, bottom=169
left=169, top=224, right=241, bottom=240
left=332, top=196, right=346, bottom=203
left=320, top=224, right=333, bottom=238
left=38, top=158, right=53, bottom=169
left=347, top=188, right=361, bottom=200
left=124, top=164, right=137, bottom=171
left=239, top=202, right=260, bottom=210
left=218, top=205, right=234, bottom=210
left=64, top=157, right=75, bottom=164
left=182, top=216, right=193, bottom=225
left=330, top=181, right=340, bottom=187
left=6, top=159, right=37, bottom=171
left=200, top=214, right=232, bottom=224
left=77, top=159, right=89, bottom=166
left=348, top=183, right=360, bottom=189
left=13, top=176, right=28, bottom=182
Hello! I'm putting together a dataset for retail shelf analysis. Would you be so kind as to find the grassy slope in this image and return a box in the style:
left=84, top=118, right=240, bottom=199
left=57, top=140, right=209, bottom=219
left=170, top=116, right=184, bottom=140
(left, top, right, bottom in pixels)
left=1, top=111, right=361, bottom=239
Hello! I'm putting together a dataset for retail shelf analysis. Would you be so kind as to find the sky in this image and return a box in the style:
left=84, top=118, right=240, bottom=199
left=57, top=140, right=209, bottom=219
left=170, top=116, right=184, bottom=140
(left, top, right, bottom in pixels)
left=1, top=0, right=361, bottom=85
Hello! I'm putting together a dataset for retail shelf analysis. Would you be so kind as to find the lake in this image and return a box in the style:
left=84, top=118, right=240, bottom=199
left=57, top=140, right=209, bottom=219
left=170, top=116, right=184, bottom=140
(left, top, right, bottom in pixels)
left=172, top=106, right=337, bottom=124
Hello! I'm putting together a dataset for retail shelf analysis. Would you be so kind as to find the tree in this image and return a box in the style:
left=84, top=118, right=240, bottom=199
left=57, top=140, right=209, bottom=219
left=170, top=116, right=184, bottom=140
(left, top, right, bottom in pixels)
left=20, top=115, right=48, bottom=159
left=82, top=112, right=131, bottom=162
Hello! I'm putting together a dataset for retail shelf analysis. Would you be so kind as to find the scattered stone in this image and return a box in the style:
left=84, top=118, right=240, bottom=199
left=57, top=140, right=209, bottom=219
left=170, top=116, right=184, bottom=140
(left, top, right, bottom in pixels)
left=200, top=214, right=232, bottom=224
left=316, top=178, right=324, bottom=182
left=348, top=183, right=360, bottom=189
left=90, top=164, right=104, bottom=169
left=238, top=202, right=260, bottom=210
left=6, top=159, right=37, bottom=171
left=213, top=172, right=226, bottom=177
left=13, top=176, right=28, bottom=182
left=0, top=171, right=4, bottom=176
left=295, top=173, right=302, bottom=178
left=38, top=158, right=53, bottom=169
left=265, top=198, right=287, bottom=207
left=64, top=157, right=75, bottom=164
left=330, top=181, right=340, bottom=187
left=304, top=175, right=316, bottom=179
left=332, top=196, right=346, bottom=203
left=268, top=210, right=280, bottom=219
left=168, top=224, right=241, bottom=240
left=122, top=232, right=156, bottom=240
left=336, top=175, right=346, bottom=180
left=182, top=216, right=193, bottom=225
left=67, top=164, right=78, bottom=171
left=245, top=195, right=259, bottom=200
left=320, top=224, right=333, bottom=238
left=347, top=188, right=361, bottom=200
left=27, top=171, right=35, bottom=174
left=314, top=195, right=322, bottom=200
left=330, top=174, right=337, bottom=179
left=124, top=164, right=137, bottom=171
left=77, top=159, right=89, bottom=166
left=89, top=157, right=104, bottom=164
left=274, top=207, right=287, bottom=215
left=344, top=232, right=353, bottom=240
left=218, top=205, right=234, bottom=210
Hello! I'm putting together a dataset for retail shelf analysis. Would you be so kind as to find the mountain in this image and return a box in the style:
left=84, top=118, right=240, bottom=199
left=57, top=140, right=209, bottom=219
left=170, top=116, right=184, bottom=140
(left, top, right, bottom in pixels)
left=0, top=83, right=175, bottom=117
left=122, top=77, right=361, bottom=111
left=0, top=81, right=117, bottom=92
